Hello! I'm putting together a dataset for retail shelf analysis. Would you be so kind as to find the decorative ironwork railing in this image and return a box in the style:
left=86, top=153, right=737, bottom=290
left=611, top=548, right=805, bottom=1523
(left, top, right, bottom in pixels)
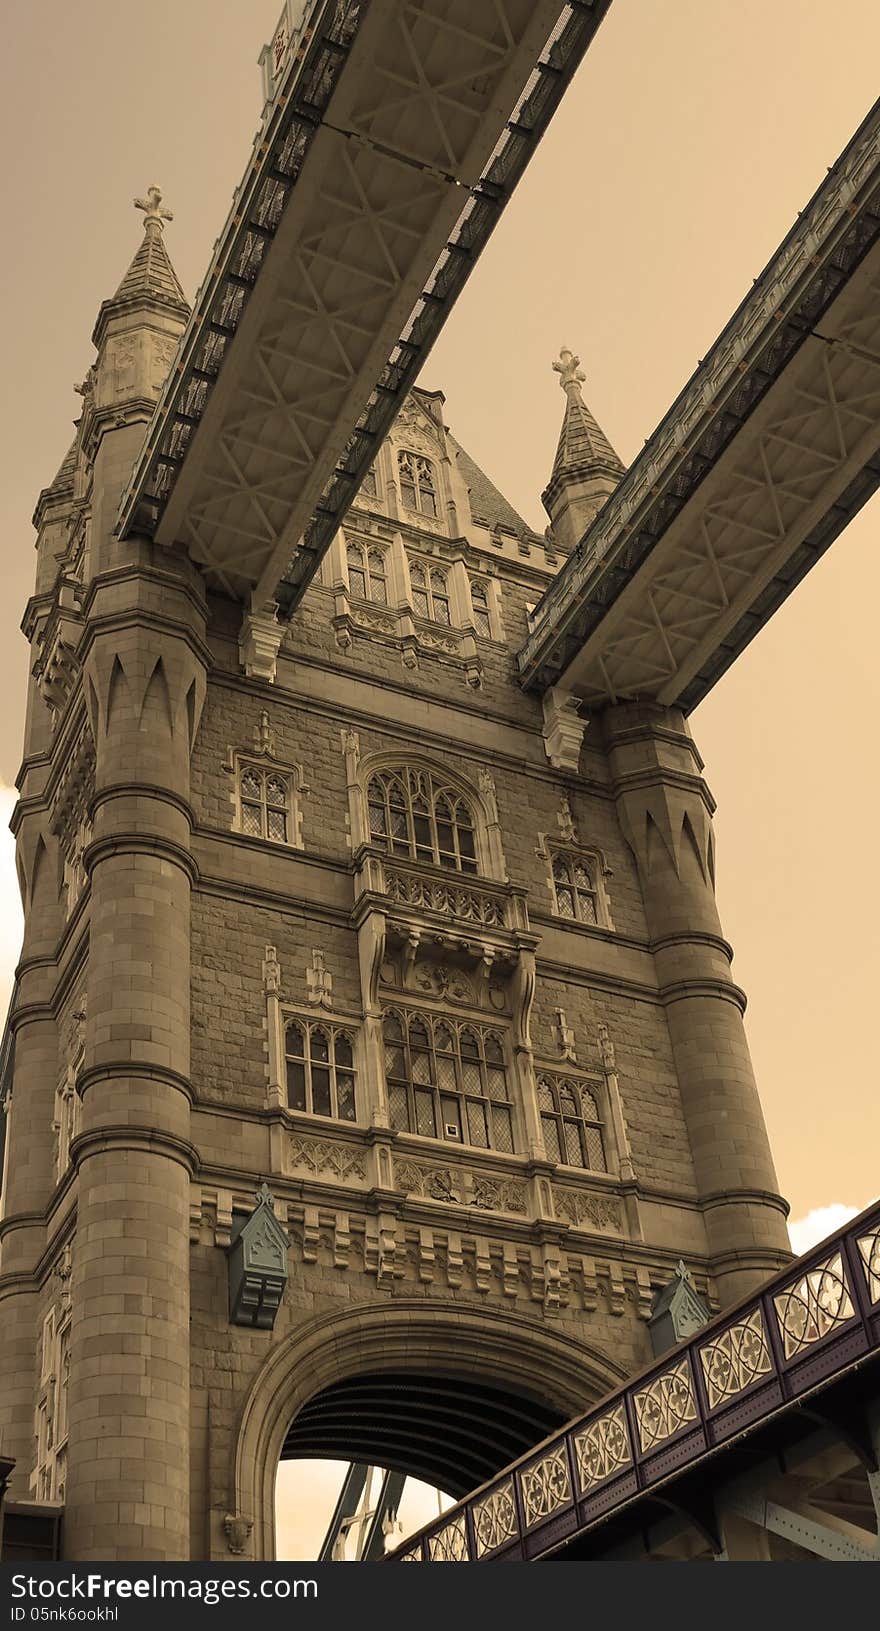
left=387, top=1200, right=880, bottom=1562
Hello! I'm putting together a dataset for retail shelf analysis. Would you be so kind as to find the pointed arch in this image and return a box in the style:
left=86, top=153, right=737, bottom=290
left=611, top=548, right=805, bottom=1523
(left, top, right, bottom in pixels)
left=234, top=1300, right=626, bottom=1559
left=360, top=753, right=503, bottom=879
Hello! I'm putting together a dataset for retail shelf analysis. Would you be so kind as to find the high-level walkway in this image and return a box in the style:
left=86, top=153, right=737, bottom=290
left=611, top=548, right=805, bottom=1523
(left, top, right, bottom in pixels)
left=117, top=0, right=611, bottom=613
left=519, top=98, right=880, bottom=709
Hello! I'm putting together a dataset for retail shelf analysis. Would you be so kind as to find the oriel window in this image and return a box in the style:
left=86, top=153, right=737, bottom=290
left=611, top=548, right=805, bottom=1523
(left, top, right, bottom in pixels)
left=367, top=766, right=478, bottom=873
left=383, top=1009, right=514, bottom=1152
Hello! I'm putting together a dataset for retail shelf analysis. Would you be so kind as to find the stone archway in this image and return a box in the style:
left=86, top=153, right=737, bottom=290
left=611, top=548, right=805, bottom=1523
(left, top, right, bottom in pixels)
left=231, top=1298, right=625, bottom=1559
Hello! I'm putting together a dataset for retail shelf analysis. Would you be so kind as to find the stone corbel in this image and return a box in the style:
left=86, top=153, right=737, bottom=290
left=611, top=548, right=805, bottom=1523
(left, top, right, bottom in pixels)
left=461, top=632, right=483, bottom=690
left=542, top=685, right=587, bottom=772
left=223, top=1514, right=254, bottom=1556
left=239, top=600, right=284, bottom=682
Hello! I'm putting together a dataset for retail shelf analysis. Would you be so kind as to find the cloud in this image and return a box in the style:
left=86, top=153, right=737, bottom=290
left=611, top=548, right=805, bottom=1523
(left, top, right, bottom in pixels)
left=0, top=785, right=23, bottom=1019
left=788, top=1203, right=861, bottom=1256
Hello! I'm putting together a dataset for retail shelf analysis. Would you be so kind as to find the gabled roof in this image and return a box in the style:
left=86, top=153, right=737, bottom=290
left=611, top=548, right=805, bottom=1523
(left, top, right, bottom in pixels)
left=449, top=435, right=537, bottom=541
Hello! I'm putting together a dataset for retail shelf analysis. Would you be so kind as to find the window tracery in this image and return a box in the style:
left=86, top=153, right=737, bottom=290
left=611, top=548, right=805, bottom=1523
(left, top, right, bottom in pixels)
left=409, top=560, right=450, bottom=625
left=367, top=767, right=478, bottom=873
left=538, top=1072, right=606, bottom=1172
left=236, top=760, right=298, bottom=845
left=284, top=1019, right=357, bottom=1123
left=551, top=852, right=599, bottom=924
left=346, top=542, right=388, bottom=605
left=470, top=579, right=492, bottom=639
left=383, top=1009, right=514, bottom=1152
left=398, top=451, right=437, bottom=517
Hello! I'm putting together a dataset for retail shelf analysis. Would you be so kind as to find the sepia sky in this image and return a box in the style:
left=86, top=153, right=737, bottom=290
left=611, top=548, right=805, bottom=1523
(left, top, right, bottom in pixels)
left=1, top=2, right=878, bottom=1545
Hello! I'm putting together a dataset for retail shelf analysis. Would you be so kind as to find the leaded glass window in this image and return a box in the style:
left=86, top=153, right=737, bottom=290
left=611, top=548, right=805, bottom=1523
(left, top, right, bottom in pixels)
left=383, top=1010, right=514, bottom=1152
left=360, top=466, right=377, bottom=499
left=347, top=542, right=387, bottom=604
left=239, top=763, right=292, bottom=843
left=551, top=853, right=598, bottom=924
left=470, top=579, right=492, bottom=638
left=538, top=1074, right=605, bottom=1171
left=367, top=766, right=478, bottom=873
left=409, top=560, right=450, bottom=625
left=398, top=451, right=437, bottom=517
left=285, top=1020, right=357, bottom=1122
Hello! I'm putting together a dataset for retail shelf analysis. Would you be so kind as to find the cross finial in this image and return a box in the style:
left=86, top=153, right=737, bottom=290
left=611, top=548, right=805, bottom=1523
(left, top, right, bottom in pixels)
left=134, top=184, right=173, bottom=234
left=553, top=346, right=586, bottom=399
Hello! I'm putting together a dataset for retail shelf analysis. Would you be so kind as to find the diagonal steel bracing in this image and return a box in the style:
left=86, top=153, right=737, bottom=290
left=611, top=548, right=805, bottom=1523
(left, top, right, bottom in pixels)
left=117, top=0, right=612, bottom=609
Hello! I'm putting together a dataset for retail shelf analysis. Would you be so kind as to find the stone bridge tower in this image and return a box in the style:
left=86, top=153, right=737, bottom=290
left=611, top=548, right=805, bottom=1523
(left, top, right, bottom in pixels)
left=0, top=210, right=790, bottom=1562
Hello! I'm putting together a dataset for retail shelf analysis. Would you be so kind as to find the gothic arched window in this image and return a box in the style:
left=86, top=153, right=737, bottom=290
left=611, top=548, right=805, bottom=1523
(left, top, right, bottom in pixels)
left=360, top=465, right=377, bottom=499
left=409, top=560, right=450, bottom=625
left=383, top=1010, right=513, bottom=1151
left=470, top=579, right=492, bottom=638
left=285, top=1020, right=357, bottom=1121
left=367, top=766, right=478, bottom=872
left=347, top=542, right=388, bottom=605
left=551, top=853, right=598, bottom=924
left=538, top=1073, right=605, bottom=1171
left=239, top=763, right=293, bottom=843
left=398, top=451, right=437, bottom=517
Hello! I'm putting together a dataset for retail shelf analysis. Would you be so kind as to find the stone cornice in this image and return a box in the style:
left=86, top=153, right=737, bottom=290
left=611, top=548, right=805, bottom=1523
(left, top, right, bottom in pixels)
left=77, top=1061, right=194, bottom=1104
left=71, top=1124, right=198, bottom=1176
left=659, top=977, right=748, bottom=1014
left=83, top=831, right=199, bottom=886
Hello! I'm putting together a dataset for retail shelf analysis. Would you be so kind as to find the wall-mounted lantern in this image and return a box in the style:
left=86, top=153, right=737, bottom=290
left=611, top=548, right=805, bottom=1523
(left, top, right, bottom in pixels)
left=227, top=1183, right=289, bottom=1329
left=647, top=1260, right=710, bottom=1357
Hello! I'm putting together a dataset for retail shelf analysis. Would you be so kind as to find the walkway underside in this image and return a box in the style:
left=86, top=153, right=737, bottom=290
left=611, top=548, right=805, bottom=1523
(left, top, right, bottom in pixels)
left=518, top=98, right=880, bottom=708
left=117, top=0, right=611, bottom=610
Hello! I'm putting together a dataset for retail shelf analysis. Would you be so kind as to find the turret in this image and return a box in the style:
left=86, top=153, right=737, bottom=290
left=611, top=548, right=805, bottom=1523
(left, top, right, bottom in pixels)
left=541, top=347, right=624, bottom=553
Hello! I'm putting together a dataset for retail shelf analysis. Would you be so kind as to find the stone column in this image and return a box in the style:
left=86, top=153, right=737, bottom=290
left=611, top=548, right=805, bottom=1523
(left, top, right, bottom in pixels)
left=605, top=702, right=789, bottom=1303
left=63, top=545, right=207, bottom=1560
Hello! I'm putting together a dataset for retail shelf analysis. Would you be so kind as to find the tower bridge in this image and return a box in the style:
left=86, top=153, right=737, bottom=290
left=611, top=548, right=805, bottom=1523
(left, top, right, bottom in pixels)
left=1, top=0, right=879, bottom=1567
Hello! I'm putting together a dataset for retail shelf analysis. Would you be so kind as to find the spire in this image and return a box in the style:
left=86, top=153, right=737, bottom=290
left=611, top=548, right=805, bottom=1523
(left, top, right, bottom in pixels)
left=542, top=346, right=624, bottom=553
left=92, top=185, right=189, bottom=348
left=112, top=185, right=188, bottom=310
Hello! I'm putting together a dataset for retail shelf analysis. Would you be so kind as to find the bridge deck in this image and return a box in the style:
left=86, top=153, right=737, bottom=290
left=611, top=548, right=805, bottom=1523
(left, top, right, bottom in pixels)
left=388, top=1201, right=880, bottom=1562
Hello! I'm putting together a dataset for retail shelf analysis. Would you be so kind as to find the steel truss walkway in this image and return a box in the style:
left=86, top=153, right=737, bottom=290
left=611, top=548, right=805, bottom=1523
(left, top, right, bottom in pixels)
left=116, top=0, right=610, bottom=613
left=388, top=1201, right=880, bottom=1562
left=519, top=98, right=880, bottom=708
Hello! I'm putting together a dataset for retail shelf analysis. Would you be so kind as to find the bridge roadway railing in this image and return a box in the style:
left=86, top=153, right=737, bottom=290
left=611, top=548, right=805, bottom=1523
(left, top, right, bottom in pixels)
left=386, top=1199, right=880, bottom=1561
left=115, top=0, right=612, bottom=613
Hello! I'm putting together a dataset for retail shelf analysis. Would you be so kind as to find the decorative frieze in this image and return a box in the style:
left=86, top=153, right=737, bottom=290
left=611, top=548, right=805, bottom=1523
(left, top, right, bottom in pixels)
left=286, top=1135, right=368, bottom=1184
left=552, top=1186, right=622, bottom=1234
